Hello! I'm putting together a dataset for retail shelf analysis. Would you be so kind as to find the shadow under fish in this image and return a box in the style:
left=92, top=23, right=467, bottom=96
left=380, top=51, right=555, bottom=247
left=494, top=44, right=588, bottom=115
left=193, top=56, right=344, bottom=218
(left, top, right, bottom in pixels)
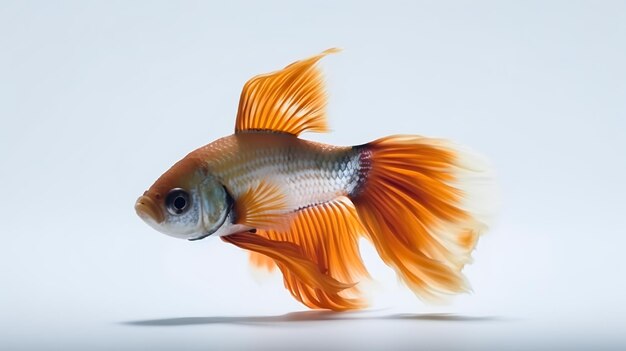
left=123, top=311, right=501, bottom=327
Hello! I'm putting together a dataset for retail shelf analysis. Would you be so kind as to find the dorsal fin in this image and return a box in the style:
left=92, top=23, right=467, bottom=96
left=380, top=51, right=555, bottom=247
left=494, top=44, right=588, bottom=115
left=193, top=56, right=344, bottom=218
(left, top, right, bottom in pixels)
left=234, top=48, right=339, bottom=136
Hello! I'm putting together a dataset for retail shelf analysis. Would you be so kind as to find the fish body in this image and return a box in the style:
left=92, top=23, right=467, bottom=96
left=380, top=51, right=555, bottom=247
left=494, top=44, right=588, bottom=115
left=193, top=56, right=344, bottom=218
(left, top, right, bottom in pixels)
left=199, top=133, right=362, bottom=216
left=136, top=49, right=493, bottom=310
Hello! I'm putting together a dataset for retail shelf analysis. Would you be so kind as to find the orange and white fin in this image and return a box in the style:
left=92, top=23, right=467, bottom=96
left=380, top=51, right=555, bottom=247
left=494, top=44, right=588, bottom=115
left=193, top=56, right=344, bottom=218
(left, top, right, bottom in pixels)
left=226, top=197, right=370, bottom=311
left=222, top=232, right=353, bottom=300
left=233, top=180, right=290, bottom=230
left=234, top=48, right=339, bottom=136
left=351, top=135, right=495, bottom=301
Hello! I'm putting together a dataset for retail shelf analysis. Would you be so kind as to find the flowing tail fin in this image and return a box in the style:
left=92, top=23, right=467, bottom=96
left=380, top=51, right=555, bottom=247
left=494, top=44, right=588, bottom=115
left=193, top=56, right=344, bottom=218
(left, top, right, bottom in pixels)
left=350, top=135, right=495, bottom=300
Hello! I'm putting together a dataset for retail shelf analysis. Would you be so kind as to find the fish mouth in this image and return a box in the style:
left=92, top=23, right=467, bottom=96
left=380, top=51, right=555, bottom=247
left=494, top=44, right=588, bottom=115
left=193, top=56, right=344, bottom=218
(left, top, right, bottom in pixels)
left=135, top=195, right=165, bottom=224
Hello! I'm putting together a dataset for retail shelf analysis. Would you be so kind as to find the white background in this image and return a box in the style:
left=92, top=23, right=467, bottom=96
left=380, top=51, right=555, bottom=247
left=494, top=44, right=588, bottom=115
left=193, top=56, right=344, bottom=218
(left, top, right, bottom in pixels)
left=1, top=1, right=625, bottom=350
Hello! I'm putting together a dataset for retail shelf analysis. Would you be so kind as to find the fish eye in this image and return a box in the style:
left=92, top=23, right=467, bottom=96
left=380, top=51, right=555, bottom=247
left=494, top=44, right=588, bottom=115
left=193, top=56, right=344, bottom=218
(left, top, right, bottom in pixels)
left=165, top=188, right=190, bottom=215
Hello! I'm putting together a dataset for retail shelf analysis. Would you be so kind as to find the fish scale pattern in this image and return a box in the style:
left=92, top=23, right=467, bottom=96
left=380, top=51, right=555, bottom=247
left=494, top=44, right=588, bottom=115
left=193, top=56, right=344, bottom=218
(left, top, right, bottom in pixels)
left=195, top=133, right=362, bottom=213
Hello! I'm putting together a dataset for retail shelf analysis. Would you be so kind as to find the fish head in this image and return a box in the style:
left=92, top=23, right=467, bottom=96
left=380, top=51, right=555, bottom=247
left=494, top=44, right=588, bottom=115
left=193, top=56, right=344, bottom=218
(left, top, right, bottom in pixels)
left=135, top=157, right=232, bottom=240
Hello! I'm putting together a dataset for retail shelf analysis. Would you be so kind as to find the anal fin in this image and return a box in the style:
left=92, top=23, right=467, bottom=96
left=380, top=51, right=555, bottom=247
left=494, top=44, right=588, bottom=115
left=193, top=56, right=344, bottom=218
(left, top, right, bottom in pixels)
left=224, top=196, right=370, bottom=311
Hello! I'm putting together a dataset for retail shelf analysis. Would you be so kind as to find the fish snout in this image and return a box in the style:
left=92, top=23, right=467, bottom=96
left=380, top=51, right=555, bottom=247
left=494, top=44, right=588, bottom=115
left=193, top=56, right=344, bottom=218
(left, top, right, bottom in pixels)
left=135, top=195, right=165, bottom=224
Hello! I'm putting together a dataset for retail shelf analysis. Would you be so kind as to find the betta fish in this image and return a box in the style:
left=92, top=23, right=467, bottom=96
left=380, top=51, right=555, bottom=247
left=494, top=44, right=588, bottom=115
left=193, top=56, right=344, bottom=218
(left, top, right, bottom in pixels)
left=135, top=49, right=493, bottom=311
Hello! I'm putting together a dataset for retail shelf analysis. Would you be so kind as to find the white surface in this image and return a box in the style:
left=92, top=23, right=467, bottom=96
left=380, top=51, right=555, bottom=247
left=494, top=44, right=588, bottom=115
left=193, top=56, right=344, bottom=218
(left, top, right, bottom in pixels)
left=1, top=1, right=625, bottom=350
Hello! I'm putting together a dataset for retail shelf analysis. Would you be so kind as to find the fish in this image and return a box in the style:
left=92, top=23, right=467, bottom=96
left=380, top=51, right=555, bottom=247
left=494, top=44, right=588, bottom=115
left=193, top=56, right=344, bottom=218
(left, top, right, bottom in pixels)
left=135, top=48, right=494, bottom=311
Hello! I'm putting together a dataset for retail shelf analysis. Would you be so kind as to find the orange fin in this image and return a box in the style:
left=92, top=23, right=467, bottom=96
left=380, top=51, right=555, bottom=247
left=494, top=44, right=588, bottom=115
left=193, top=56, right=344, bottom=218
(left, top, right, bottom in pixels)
left=351, top=135, right=494, bottom=301
left=234, top=48, right=339, bottom=136
left=226, top=197, right=370, bottom=311
left=222, top=232, right=356, bottom=308
left=248, top=251, right=276, bottom=272
left=233, top=180, right=289, bottom=230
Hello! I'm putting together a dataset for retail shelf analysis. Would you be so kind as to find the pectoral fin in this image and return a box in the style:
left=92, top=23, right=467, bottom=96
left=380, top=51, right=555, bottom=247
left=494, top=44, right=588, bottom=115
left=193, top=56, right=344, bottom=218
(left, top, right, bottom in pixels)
left=232, top=180, right=290, bottom=230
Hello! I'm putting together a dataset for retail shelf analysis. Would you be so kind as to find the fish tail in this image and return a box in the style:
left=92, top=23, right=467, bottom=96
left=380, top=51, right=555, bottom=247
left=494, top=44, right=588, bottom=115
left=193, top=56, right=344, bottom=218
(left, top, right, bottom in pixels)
left=350, top=135, right=495, bottom=300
